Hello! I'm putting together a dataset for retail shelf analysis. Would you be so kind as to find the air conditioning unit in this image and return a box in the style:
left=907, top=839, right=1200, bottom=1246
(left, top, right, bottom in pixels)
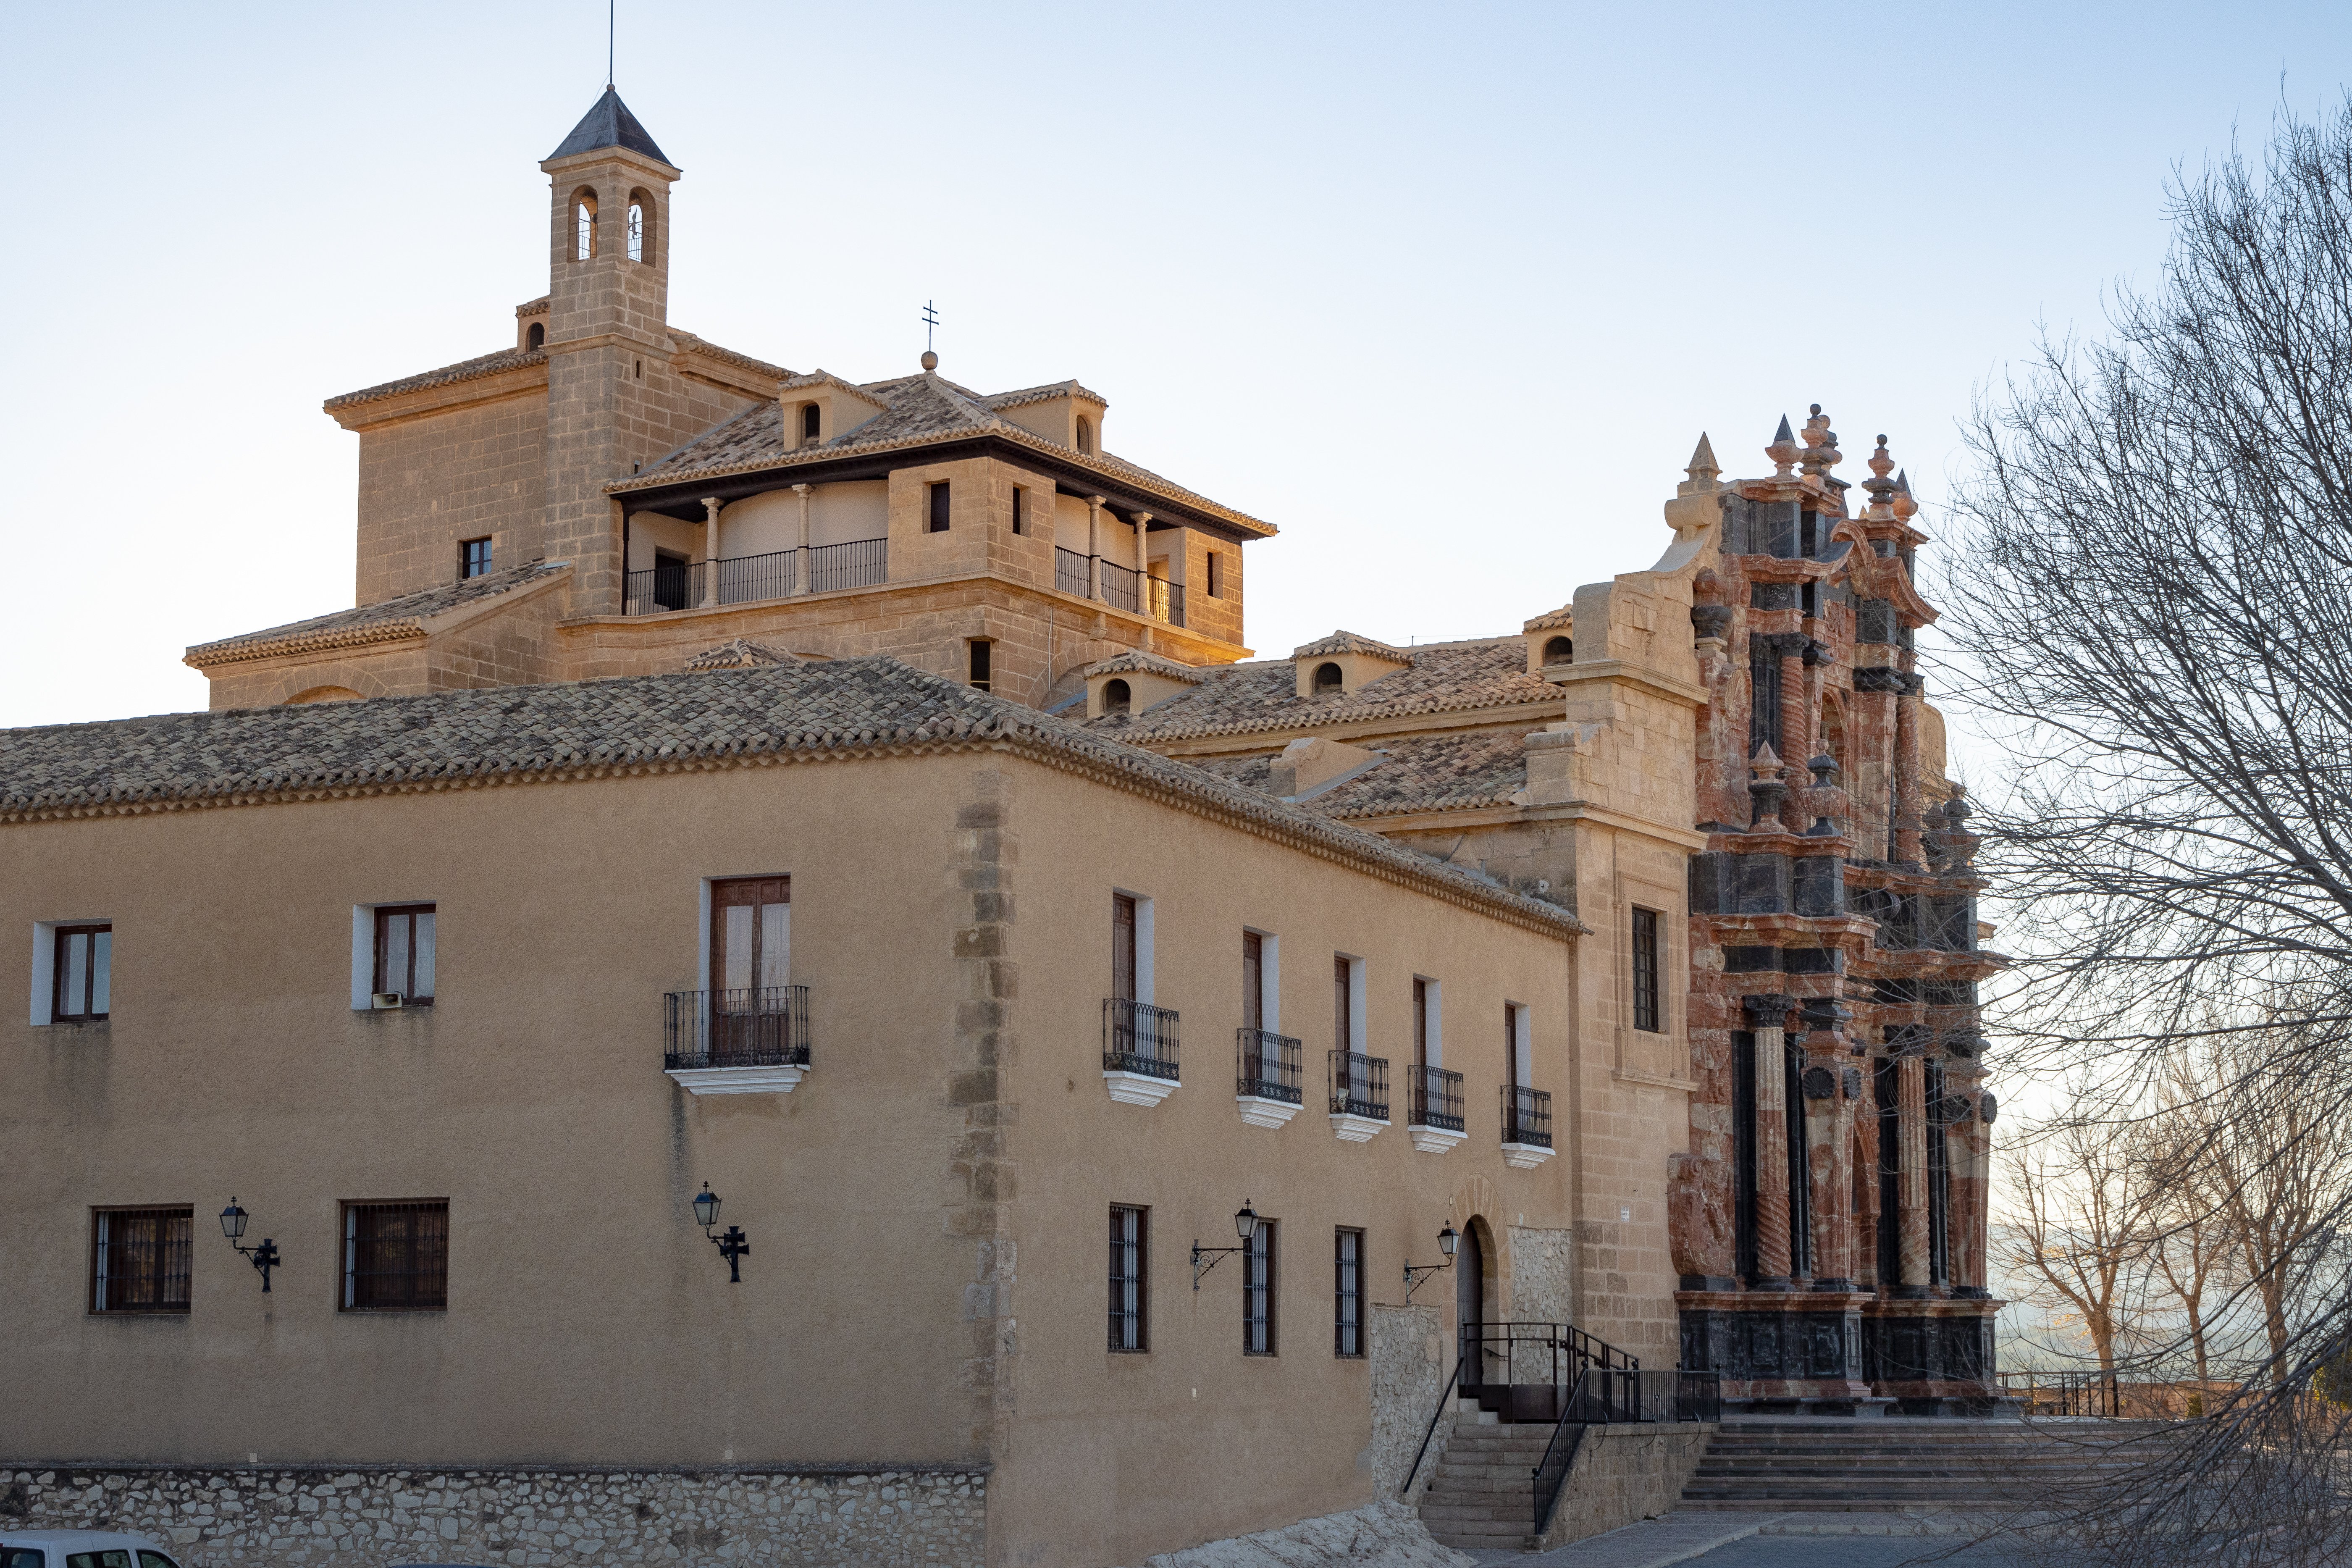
left=371, top=992, right=405, bottom=1010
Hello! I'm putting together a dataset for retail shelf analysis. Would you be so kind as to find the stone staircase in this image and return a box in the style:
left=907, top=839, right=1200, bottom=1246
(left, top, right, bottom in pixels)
left=1417, top=1412, right=1554, bottom=1550
left=1678, top=1418, right=2172, bottom=1512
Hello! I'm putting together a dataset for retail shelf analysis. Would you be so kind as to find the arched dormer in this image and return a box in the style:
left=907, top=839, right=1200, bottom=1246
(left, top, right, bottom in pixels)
left=1292, top=631, right=1414, bottom=699
left=572, top=188, right=598, bottom=261
left=1101, top=678, right=1131, bottom=714
left=526, top=321, right=545, bottom=352
left=1542, top=635, right=1572, bottom=666
left=800, top=402, right=821, bottom=447
left=1084, top=649, right=1206, bottom=718
left=1311, top=662, right=1343, bottom=694
left=1075, top=415, right=1096, bottom=455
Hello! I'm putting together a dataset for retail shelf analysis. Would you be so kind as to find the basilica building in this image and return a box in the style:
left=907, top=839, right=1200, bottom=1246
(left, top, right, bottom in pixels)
left=1, top=87, right=2000, bottom=1568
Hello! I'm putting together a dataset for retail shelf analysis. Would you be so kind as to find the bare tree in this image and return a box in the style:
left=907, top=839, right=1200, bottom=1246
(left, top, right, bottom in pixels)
left=1939, top=98, right=2352, bottom=1565
left=2001, top=1117, right=2158, bottom=1376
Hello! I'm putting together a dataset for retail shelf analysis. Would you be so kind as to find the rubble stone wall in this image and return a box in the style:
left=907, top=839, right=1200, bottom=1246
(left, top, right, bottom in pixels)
left=0, top=1463, right=988, bottom=1568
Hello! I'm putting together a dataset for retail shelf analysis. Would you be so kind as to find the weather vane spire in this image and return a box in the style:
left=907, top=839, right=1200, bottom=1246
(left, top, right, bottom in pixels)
left=607, top=0, right=616, bottom=89
left=921, top=300, right=940, bottom=372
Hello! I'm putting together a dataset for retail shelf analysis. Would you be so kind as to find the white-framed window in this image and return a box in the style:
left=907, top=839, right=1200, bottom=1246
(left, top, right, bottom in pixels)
left=1413, top=975, right=1443, bottom=1067
left=1506, top=1001, right=1533, bottom=1089
left=32, top=919, right=113, bottom=1025
left=1113, top=890, right=1155, bottom=1005
left=1242, top=927, right=1280, bottom=1033
left=352, top=902, right=436, bottom=1009
left=1334, top=953, right=1366, bottom=1054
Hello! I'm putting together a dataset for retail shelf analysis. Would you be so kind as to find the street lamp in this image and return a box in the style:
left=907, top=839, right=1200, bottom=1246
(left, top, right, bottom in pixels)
left=1190, top=1200, right=1260, bottom=1290
left=218, top=1199, right=281, bottom=1293
left=693, top=1182, right=750, bottom=1283
left=1403, top=1224, right=1458, bottom=1301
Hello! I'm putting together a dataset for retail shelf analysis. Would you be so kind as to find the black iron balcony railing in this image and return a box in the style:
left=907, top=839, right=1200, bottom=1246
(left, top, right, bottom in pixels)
left=1055, top=546, right=1092, bottom=597
left=1104, top=999, right=1181, bottom=1080
left=1100, top=559, right=1141, bottom=613
left=1328, top=1050, right=1390, bottom=1121
left=664, top=986, right=810, bottom=1070
left=628, top=559, right=701, bottom=612
left=808, top=537, right=888, bottom=593
left=1409, top=1064, right=1465, bottom=1131
left=714, top=548, right=795, bottom=603
left=1503, top=1083, right=1554, bottom=1147
left=1146, top=577, right=1185, bottom=628
left=1237, top=1028, right=1303, bottom=1103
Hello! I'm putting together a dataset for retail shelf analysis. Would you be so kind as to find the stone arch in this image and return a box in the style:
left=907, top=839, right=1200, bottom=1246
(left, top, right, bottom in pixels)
left=1446, top=1174, right=1512, bottom=1329
left=261, top=662, right=394, bottom=706
left=285, top=686, right=364, bottom=704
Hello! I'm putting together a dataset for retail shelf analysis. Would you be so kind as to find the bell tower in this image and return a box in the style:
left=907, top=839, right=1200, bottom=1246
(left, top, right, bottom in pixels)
left=539, top=87, right=680, bottom=613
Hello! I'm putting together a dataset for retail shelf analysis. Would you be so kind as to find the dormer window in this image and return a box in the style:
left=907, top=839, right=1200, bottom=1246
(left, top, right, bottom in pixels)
left=1543, top=636, right=1572, bottom=665
left=1075, top=415, right=1096, bottom=455
left=1103, top=678, right=1132, bottom=714
left=1311, top=662, right=1343, bottom=695
left=525, top=321, right=545, bottom=352
left=800, top=404, right=821, bottom=446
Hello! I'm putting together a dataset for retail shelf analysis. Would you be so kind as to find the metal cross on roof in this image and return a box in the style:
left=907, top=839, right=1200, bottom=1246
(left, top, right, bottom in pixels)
left=923, top=300, right=940, bottom=352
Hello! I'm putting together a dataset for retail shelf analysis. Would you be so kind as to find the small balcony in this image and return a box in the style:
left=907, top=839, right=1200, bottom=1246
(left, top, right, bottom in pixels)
left=1097, top=560, right=1187, bottom=628
left=1103, top=998, right=1181, bottom=1107
left=1328, top=1049, right=1389, bottom=1142
left=1502, top=1084, right=1556, bottom=1168
left=625, top=539, right=887, bottom=615
left=664, top=987, right=809, bottom=1095
left=1236, top=1028, right=1303, bottom=1129
left=1407, top=1064, right=1467, bottom=1155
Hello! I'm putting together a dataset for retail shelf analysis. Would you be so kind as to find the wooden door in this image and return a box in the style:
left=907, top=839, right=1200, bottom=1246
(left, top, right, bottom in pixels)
left=1112, top=895, right=1137, bottom=1001
left=711, top=877, right=790, bottom=1062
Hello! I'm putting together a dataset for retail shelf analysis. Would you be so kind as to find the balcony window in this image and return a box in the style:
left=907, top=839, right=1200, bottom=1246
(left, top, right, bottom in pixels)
left=665, top=877, right=808, bottom=1093
left=1105, top=893, right=1176, bottom=1103
left=90, top=1207, right=191, bottom=1314
left=1108, top=1204, right=1148, bottom=1352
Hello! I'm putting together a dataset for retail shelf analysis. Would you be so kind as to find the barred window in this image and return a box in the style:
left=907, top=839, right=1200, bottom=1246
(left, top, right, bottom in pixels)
left=1334, top=1227, right=1363, bottom=1358
left=1244, top=1219, right=1277, bottom=1356
left=343, top=1200, right=448, bottom=1311
left=91, top=1207, right=191, bottom=1313
left=1632, top=906, right=1661, bottom=1033
left=1108, top=1204, right=1148, bottom=1352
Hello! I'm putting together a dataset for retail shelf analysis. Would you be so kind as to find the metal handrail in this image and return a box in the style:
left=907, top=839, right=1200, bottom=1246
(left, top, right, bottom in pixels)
left=1530, top=1368, right=1720, bottom=1538
left=1399, top=1351, right=1465, bottom=1500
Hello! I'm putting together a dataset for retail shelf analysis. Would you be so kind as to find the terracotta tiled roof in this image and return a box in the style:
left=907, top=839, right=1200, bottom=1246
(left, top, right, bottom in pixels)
left=1191, top=732, right=1530, bottom=819
left=613, top=373, right=1274, bottom=536
left=1081, top=649, right=1205, bottom=683
left=985, top=379, right=1107, bottom=412
left=183, top=562, right=569, bottom=669
left=1086, top=638, right=1557, bottom=743
left=324, top=348, right=545, bottom=410
left=0, top=659, right=1578, bottom=937
left=683, top=638, right=798, bottom=671
left=1522, top=604, right=1572, bottom=633
left=1293, top=630, right=1413, bottom=662
left=515, top=296, right=551, bottom=318
left=671, top=332, right=794, bottom=382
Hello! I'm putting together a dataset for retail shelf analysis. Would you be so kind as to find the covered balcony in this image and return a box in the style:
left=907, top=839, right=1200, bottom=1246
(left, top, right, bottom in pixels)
left=625, top=540, right=887, bottom=615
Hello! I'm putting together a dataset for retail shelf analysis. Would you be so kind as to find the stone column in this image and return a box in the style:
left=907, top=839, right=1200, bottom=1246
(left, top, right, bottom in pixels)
left=793, top=483, right=813, bottom=595
left=1893, top=677, right=1924, bottom=867
left=1087, top=496, right=1106, bottom=601
left=1779, top=649, right=1809, bottom=770
left=1748, top=995, right=1794, bottom=1289
left=1947, top=1075, right=1994, bottom=1295
left=1896, top=1048, right=1931, bottom=1296
left=1851, top=672, right=1899, bottom=861
left=1133, top=511, right=1154, bottom=615
left=700, top=496, right=722, bottom=608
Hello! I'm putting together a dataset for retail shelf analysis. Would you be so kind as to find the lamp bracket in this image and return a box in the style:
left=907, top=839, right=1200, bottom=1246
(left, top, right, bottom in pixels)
left=1191, top=1241, right=1246, bottom=1290
left=1402, top=1255, right=1454, bottom=1303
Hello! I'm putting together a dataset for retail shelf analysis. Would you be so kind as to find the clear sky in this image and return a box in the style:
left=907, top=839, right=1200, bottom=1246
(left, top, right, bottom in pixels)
left=5, top=1, right=2347, bottom=728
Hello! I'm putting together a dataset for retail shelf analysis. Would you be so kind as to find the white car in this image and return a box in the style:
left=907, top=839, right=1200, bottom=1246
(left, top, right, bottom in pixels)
left=0, top=1532, right=183, bottom=1568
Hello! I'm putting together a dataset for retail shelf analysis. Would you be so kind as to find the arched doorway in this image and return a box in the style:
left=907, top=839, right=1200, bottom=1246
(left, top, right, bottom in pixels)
left=1457, top=1217, right=1491, bottom=1386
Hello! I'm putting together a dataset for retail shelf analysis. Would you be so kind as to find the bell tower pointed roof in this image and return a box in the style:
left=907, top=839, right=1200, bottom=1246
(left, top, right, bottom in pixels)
left=548, top=87, right=670, bottom=165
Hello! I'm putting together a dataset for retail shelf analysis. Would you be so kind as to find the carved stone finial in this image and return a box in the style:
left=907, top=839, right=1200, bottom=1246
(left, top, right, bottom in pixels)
left=1861, top=436, right=1899, bottom=520
left=1891, top=468, right=1919, bottom=525
left=1767, top=415, right=1800, bottom=476
left=1682, top=432, right=1721, bottom=493
left=1799, top=405, right=1842, bottom=478
left=1748, top=743, right=1790, bottom=833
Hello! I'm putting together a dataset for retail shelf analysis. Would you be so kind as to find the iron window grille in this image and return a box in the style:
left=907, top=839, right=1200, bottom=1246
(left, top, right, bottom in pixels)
left=90, top=1206, right=192, bottom=1314
left=341, top=1200, right=449, bottom=1312
left=1108, top=1204, right=1148, bottom=1352
left=1105, top=999, right=1181, bottom=1080
left=460, top=538, right=492, bottom=579
left=1237, top=1029, right=1302, bottom=1102
left=1334, top=1228, right=1364, bottom=1358
left=1632, top=907, right=1662, bottom=1032
left=52, top=922, right=111, bottom=1021
left=373, top=904, right=436, bottom=1004
left=1409, top=1064, right=1465, bottom=1131
left=1503, top=1084, right=1554, bottom=1148
left=1328, top=1051, right=1389, bottom=1121
left=1243, top=1219, right=1277, bottom=1355
left=665, top=987, right=810, bottom=1071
